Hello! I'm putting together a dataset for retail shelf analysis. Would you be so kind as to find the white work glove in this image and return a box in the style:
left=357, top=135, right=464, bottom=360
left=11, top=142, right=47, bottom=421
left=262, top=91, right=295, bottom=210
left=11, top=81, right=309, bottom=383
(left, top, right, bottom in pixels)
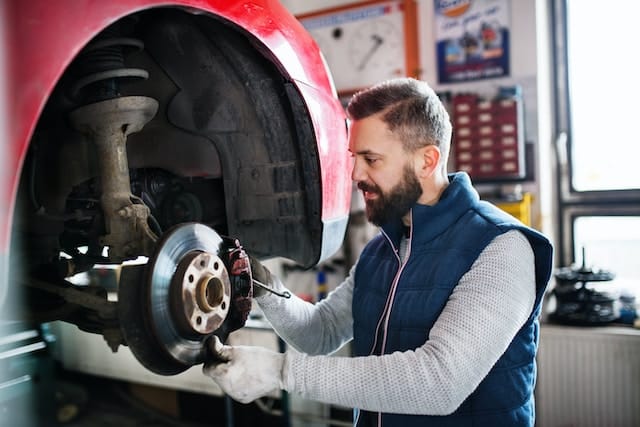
left=203, top=336, right=286, bottom=403
left=249, top=255, right=291, bottom=299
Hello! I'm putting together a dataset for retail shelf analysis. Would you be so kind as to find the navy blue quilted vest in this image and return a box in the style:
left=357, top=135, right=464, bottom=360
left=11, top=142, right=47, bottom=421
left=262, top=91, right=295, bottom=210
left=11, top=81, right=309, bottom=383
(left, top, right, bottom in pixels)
left=353, top=172, right=553, bottom=427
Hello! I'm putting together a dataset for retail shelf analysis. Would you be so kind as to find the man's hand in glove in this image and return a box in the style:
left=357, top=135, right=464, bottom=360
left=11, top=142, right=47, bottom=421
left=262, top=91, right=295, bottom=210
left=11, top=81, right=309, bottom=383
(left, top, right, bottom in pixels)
left=249, top=256, right=290, bottom=299
left=248, top=255, right=272, bottom=298
left=203, top=336, right=286, bottom=403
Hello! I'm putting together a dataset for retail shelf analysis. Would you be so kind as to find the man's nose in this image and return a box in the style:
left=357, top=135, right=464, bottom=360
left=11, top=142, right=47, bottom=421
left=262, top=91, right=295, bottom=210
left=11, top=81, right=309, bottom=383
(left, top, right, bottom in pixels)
left=351, top=157, right=364, bottom=183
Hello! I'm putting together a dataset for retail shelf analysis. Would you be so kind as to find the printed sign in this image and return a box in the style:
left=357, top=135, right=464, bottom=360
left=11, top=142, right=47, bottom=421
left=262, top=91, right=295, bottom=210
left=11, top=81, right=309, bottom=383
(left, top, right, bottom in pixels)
left=434, top=0, right=510, bottom=83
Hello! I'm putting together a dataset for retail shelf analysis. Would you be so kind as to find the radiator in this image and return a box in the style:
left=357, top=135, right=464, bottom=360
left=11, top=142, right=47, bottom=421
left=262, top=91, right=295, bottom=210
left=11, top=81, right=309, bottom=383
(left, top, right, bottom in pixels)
left=536, top=324, right=640, bottom=427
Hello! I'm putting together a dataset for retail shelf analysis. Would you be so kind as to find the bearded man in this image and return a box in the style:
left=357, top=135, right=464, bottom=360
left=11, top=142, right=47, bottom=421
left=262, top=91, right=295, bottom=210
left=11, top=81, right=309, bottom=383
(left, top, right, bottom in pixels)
left=204, top=78, right=553, bottom=427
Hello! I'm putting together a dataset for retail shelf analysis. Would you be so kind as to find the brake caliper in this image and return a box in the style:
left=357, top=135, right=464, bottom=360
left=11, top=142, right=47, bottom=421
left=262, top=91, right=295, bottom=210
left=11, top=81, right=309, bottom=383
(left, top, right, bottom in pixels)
left=216, top=237, right=253, bottom=340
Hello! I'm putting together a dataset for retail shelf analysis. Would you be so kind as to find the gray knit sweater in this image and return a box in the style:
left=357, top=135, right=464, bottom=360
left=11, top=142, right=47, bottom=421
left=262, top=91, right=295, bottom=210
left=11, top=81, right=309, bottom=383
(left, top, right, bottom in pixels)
left=257, top=229, right=536, bottom=416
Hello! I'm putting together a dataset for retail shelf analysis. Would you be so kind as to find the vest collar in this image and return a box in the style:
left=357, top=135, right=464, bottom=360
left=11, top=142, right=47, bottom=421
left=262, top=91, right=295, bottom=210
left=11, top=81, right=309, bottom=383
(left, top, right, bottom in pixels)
left=381, top=172, right=479, bottom=245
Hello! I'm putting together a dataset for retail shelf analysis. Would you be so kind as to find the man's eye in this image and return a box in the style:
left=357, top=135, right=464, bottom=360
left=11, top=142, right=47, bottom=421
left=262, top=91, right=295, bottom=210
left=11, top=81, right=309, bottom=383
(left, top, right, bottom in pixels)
left=365, top=157, right=378, bottom=165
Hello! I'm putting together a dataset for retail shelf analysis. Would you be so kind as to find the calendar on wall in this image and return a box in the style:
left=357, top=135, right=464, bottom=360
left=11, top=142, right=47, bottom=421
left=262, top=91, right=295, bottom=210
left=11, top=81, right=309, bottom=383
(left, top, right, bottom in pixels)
left=298, top=0, right=419, bottom=95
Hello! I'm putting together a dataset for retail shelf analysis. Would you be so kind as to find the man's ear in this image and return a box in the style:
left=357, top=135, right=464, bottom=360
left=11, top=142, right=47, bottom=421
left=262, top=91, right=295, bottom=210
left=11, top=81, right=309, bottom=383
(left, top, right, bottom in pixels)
left=416, top=145, right=441, bottom=178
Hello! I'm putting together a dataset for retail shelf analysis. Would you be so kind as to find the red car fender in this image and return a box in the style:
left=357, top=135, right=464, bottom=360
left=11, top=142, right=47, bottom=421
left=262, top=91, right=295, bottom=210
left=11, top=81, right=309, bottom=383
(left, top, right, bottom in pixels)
left=0, top=0, right=351, bottom=258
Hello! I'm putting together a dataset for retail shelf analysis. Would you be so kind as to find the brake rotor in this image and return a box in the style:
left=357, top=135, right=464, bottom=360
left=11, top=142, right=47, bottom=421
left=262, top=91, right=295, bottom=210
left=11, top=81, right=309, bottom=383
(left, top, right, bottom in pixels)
left=119, top=223, right=233, bottom=375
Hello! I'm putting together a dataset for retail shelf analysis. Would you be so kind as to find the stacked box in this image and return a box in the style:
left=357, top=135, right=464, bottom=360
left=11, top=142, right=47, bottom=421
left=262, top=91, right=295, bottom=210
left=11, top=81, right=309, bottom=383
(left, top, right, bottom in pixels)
left=452, top=93, right=525, bottom=180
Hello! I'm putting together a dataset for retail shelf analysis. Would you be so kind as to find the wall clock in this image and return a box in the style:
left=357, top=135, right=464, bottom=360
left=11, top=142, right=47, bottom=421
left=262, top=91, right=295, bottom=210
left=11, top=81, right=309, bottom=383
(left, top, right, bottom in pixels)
left=298, top=0, right=418, bottom=96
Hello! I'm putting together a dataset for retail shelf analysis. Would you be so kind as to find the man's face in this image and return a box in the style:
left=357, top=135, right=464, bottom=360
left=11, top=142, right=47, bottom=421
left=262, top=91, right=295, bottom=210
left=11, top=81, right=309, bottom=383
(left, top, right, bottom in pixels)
left=349, top=115, right=423, bottom=226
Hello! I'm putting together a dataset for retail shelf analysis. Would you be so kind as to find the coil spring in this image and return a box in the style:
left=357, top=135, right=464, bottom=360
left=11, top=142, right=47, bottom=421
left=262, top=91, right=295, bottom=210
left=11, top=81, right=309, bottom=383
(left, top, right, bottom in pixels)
left=71, top=29, right=148, bottom=103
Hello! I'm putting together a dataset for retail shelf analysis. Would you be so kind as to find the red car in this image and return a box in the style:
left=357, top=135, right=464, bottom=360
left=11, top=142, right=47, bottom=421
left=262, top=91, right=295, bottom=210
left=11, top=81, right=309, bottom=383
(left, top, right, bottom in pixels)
left=0, top=0, right=350, bottom=375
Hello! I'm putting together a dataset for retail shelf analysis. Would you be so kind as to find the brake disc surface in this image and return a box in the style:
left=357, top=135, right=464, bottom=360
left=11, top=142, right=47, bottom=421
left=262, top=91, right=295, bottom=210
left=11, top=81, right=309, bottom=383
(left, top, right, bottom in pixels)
left=149, top=222, right=232, bottom=364
left=119, top=222, right=232, bottom=375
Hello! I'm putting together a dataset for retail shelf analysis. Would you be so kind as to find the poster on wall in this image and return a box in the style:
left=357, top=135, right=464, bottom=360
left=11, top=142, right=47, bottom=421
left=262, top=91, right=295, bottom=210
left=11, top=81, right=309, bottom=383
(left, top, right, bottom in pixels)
left=434, top=0, right=510, bottom=84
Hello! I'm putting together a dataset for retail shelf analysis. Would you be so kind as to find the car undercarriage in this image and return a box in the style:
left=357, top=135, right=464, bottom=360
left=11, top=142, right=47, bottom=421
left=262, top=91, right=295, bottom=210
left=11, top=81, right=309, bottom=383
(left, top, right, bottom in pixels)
left=7, top=8, right=328, bottom=375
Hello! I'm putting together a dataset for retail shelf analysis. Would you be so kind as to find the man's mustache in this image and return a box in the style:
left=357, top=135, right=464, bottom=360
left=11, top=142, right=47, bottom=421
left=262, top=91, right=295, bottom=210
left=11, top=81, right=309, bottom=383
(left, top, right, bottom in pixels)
left=357, top=182, right=379, bottom=194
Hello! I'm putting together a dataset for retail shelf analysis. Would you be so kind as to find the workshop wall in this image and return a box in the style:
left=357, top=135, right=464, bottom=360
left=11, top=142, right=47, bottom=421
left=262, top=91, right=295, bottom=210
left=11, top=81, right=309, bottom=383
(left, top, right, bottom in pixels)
left=282, top=0, right=555, bottom=239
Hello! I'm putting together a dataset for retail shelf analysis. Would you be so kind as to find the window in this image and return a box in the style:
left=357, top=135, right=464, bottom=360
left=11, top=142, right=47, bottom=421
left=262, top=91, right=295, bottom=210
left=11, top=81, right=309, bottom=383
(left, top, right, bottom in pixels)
left=574, top=216, right=640, bottom=291
left=553, top=0, right=640, bottom=292
left=565, top=1, right=640, bottom=192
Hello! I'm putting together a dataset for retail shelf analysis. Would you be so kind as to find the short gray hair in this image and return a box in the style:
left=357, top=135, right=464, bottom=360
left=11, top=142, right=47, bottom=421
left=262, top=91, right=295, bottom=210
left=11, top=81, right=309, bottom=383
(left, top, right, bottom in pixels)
left=346, top=78, right=452, bottom=163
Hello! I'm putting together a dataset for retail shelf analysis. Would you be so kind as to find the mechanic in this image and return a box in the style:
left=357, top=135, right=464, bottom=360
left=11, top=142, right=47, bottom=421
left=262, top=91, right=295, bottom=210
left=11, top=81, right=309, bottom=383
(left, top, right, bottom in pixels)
left=204, top=77, right=553, bottom=426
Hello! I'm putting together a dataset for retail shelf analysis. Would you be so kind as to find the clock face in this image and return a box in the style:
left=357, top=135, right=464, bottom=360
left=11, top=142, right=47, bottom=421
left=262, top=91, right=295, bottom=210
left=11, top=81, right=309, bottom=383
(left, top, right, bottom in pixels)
left=348, top=19, right=404, bottom=81
left=299, top=0, right=408, bottom=93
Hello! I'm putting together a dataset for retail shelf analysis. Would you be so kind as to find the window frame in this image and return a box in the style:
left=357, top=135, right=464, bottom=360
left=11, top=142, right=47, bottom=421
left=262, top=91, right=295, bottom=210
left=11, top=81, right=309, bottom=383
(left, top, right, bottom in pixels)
left=551, top=0, right=640, bottom=267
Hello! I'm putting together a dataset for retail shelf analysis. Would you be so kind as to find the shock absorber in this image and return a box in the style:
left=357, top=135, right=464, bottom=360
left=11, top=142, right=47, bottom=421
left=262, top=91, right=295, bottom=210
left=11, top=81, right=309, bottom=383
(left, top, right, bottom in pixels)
left=68, top=25, right=159, bottom=261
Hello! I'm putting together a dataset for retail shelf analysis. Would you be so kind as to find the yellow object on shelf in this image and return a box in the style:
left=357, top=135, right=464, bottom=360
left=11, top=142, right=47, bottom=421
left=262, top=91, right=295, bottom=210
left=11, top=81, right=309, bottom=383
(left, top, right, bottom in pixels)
left=495, top=192, right=532, bottom=226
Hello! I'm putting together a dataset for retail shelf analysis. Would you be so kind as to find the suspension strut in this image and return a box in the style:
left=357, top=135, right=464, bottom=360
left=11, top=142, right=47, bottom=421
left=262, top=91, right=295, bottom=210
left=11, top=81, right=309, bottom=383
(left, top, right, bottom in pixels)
left=68, top=25, right=159, bottom=261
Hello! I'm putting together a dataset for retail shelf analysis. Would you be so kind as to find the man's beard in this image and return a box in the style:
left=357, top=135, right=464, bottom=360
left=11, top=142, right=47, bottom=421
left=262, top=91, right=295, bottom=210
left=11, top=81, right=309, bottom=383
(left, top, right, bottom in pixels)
left=358, top=165, right=422, bottom=227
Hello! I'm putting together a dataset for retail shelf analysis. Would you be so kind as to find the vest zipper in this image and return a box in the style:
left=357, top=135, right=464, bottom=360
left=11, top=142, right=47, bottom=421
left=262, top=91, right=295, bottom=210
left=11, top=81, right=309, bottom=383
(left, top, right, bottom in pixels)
left=369, top=224, right=413, bottom=427
left=379, top=229, right=412, bottom=353
left=367, top=230, right=402, bottom=356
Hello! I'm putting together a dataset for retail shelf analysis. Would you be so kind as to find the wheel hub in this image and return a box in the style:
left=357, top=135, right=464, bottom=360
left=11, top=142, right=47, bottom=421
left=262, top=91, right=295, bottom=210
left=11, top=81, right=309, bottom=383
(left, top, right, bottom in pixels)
left=169, top=250, right=231, bottom=336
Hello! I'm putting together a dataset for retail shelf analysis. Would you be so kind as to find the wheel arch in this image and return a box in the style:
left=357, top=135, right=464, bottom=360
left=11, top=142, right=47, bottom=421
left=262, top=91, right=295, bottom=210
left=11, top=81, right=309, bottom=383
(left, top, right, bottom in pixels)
left=9, top=6, right=327, bottom=276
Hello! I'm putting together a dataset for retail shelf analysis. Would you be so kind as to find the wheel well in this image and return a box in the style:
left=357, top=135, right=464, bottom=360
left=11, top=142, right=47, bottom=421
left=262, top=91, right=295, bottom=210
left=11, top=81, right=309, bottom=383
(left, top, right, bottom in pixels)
left=15, top=8, right=323, bottom=270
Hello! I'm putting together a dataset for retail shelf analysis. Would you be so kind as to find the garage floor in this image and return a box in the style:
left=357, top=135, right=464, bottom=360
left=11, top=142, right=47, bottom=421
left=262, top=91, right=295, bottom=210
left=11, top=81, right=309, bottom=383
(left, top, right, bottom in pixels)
left=53, top=367, right=283, bottom=427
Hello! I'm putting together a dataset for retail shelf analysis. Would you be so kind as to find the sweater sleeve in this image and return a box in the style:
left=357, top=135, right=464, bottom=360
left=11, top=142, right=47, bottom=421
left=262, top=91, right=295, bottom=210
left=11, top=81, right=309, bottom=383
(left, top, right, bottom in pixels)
left=284, top=230, right=536, bottom=415
left=256, top=264, right=356, bottom=355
